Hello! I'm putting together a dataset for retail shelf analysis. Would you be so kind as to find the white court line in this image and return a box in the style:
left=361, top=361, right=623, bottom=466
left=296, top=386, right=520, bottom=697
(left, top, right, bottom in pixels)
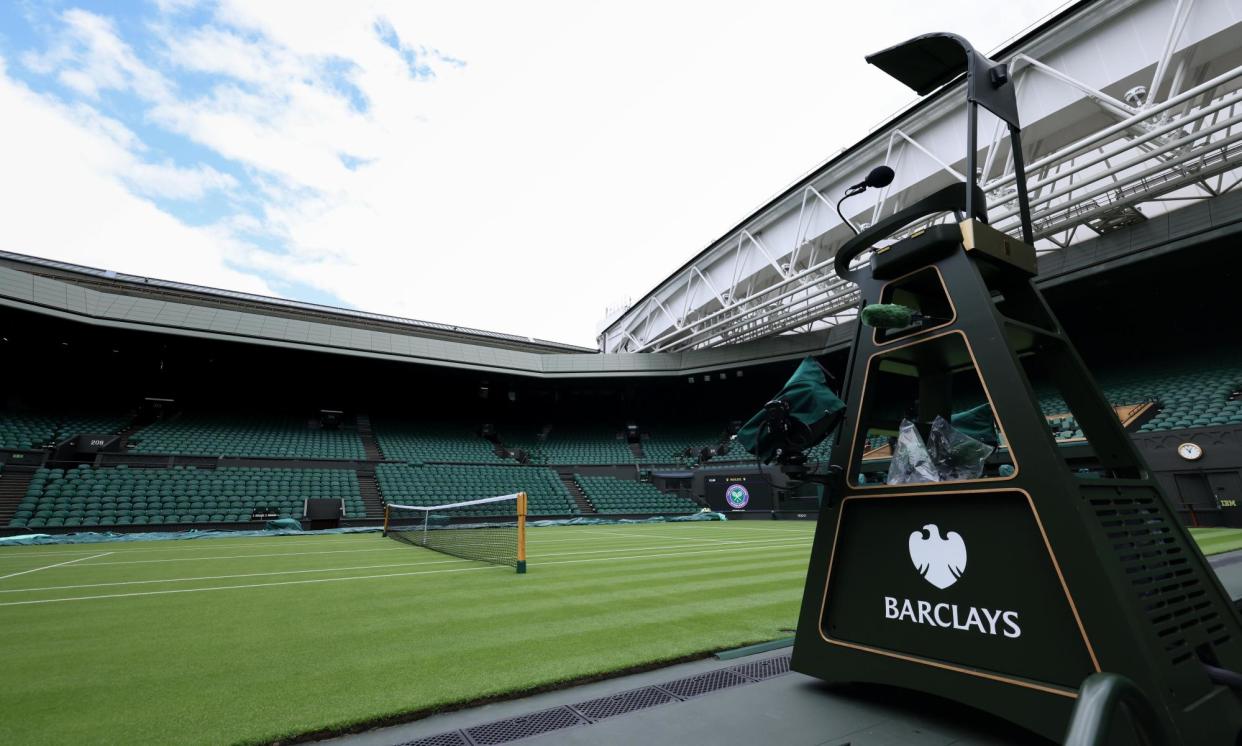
left=724, top=523, right=815, bottom=529
left=0, top=525, right=706, bottom=561
left=0, top=541, right=811, bottom=607
left=0, top=536, right=380, bottom=559
left=64, top=537, right=650, bottom=566
left=7, top=528, right=809, bottom=569
left=0, top=522, right=809, bottom=560
left=570, top=528, right=743, bottom=546
left=0, top=552, right=113, bottom=582
left=539, top=534, right=808, bottom=554
left=73, top=546, right=404, bottom=566
left=0, top=534, right=811, bottom=594
left=522, top=533, right=650, bottom=544
left=0, top=557, right=477, bottom=593
left=37, top=529, right=753, bottom=567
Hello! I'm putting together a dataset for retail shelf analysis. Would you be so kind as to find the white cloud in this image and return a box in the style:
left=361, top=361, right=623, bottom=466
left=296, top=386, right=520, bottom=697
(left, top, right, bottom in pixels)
left=124, top=161, right=238, bottom=201
left=22, top=9, right=171, bottom=101
left=0, top=56, right=270, bottom=295
left=5, top=0, right=1070, bottom=345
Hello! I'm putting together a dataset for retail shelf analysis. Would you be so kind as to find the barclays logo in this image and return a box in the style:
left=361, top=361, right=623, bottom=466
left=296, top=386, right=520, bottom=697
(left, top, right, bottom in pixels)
left=885, top=523, right=1021, bottom=638
left=909, top=523, right=966, bottom=590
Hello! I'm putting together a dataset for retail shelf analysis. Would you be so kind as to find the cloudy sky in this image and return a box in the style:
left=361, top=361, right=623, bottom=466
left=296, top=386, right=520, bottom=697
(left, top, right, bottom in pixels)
left=0, top=0, right=1068, bottom=346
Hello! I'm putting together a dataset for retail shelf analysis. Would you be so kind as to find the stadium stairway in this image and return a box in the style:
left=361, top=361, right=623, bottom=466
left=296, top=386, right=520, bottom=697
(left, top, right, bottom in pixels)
left=113, top=413, right=147, bottom=448
left=355, top=414, right=384, bottom=460
left=0, top=465, right=35, bottom=526
left=356, top=466, right=386, bottom=519
left=558, top=471, right=596, bottom=514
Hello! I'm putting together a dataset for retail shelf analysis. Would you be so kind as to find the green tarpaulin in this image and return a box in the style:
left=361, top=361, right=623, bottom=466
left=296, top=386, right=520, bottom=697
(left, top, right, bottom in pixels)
left=950, top=402, right=999, bottom=446
left=736, top=357, right=846, bottom=462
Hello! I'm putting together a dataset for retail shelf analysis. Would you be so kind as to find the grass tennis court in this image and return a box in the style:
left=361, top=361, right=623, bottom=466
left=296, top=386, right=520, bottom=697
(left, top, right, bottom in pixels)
left=0, top=521, right=816, bottom=745
left=1189, top=527, right=1242, bottom=556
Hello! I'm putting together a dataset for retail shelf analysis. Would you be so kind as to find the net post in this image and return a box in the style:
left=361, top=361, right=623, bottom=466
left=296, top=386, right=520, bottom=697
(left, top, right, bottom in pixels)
left=382, top=503, right=389, bottom=537
left=516, top=491, right=527, bottom=574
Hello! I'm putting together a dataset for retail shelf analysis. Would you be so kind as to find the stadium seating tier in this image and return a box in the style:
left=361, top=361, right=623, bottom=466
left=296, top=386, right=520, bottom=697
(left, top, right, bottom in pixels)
left=0, top=411, right=130, bottom=450
left=373, top=421, right=506, bottom=463
left=575, top=474, right=697, bottom=514
left=10, top=465, right=362, bottom=528
left=129, top=415, right=365, bottom=459
left=376, top=463, right=575, bottom=516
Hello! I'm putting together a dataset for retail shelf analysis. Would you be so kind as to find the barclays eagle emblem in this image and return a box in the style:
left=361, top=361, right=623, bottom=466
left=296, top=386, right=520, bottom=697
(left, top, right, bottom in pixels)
left=908, top=524, right=967, bottom=590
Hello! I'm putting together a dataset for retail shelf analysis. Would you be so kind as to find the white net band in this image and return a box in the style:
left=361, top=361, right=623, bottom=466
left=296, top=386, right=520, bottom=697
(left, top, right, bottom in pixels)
left=386, top=493, right=520, bottom=513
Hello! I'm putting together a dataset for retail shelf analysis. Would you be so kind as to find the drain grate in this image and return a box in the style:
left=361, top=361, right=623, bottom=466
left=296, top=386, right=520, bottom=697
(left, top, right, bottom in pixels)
left=570, top=685, right=678, bottom=722
left=462, top=706, right=585, bottom=745
left=399, top=655, right=793, bottom=745
left=727, top=654, right=791, bottom=681
left=655, top=668, right=751, bottom=699
left=399, top=732, right=470, bottom=746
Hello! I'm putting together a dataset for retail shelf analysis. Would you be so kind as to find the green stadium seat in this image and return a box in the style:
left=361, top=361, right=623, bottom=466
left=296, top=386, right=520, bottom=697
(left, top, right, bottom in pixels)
left=129, top=414, right=365, bottom=459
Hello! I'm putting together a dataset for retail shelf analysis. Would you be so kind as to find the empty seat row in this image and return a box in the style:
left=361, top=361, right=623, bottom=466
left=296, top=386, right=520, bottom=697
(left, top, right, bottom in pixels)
left=128, top=415, right=365, bottom=459
left=639, top=426, right=727, bottom=466
left=575, top=474, right=697, bottom=514
left=0, top=410, right=129, bottom=450
left=373, top=421, right=507, bottom=463
left=505, top=426, right=636, bottom=465
left=9, top=465, right=363, bottom=528
left=376, top=463, right=575, bottom=515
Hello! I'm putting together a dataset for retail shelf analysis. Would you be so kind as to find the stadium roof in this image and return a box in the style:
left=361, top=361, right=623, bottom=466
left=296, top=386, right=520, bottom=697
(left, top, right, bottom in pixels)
left=0, top=250, right=593, bottom=355
left=0, top=248, right=840, bottom=377
left=4, top=185, right=1239, bottom=379
left=599, top=0, right=1242, bottom=352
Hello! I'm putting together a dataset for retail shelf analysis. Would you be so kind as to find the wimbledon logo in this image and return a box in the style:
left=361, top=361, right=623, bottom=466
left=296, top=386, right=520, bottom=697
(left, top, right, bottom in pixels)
left=725, top=484, right=750, bottom=509
left=908, top=523, right=967, bottom=589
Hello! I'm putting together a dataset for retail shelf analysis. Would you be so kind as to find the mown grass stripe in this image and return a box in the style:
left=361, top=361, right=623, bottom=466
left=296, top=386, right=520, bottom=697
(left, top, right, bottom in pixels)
left=0, top=535, right=812, bottom=595
left=35, top=531, right=802, bottom=568
left=0, top=540, right=811, bottom=607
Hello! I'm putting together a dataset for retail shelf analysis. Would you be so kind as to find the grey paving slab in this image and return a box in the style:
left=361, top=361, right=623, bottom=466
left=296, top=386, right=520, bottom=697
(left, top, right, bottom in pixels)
left=328, top=652, right=748, bottom=746
left=326, top=650, right=1045, bottom=746
left=524, top=677, right=1039, bottom=746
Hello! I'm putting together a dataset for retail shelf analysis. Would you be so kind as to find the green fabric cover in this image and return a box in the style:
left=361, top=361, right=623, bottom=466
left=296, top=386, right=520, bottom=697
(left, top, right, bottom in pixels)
left=265, top=518, right=303, bottom=531
left=860, top=303, right=915, bottom=329
left=736, top=357, right=846, bottom=462
left=950, top=403, right=998, bottom=446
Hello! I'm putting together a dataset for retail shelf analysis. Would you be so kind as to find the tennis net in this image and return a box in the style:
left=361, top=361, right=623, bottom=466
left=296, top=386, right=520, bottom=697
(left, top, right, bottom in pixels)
left=383, top=492, right=527, bottom=573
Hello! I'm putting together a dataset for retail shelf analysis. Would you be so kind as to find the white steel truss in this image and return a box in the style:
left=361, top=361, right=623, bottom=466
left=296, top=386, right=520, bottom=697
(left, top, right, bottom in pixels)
left=599, top=0, right=1242, bottom=353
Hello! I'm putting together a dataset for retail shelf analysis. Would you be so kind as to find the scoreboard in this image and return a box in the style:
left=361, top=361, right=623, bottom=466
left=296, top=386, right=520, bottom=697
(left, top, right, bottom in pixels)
left=704, top=472, right=773, bottom=512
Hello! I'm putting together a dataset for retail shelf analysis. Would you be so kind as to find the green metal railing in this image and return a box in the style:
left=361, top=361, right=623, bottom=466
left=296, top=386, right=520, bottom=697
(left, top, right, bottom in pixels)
left=1064, top=673, right=1165, bottom=746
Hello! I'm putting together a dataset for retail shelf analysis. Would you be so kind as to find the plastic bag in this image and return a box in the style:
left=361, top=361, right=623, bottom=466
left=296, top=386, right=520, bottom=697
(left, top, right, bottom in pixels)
left=886, top=416, right=995, bottom=484
left=887, top=419, right=940, bottom=484
left=927, top=415, right=995, bottom=481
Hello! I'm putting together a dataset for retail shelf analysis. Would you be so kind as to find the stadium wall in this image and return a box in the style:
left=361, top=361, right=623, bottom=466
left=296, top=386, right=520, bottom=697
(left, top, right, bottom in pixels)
left=1135, top=427, right=1242, bottom=527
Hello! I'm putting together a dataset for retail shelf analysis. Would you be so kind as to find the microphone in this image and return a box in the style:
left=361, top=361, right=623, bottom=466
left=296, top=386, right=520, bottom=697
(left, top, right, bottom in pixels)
left=837, top=165, right=895, bottom=235
left=848, top=165, right=895, bottom=193
left=860, top=303, right=914, bottom=328
left=860, top=303, right=948, bottom=329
